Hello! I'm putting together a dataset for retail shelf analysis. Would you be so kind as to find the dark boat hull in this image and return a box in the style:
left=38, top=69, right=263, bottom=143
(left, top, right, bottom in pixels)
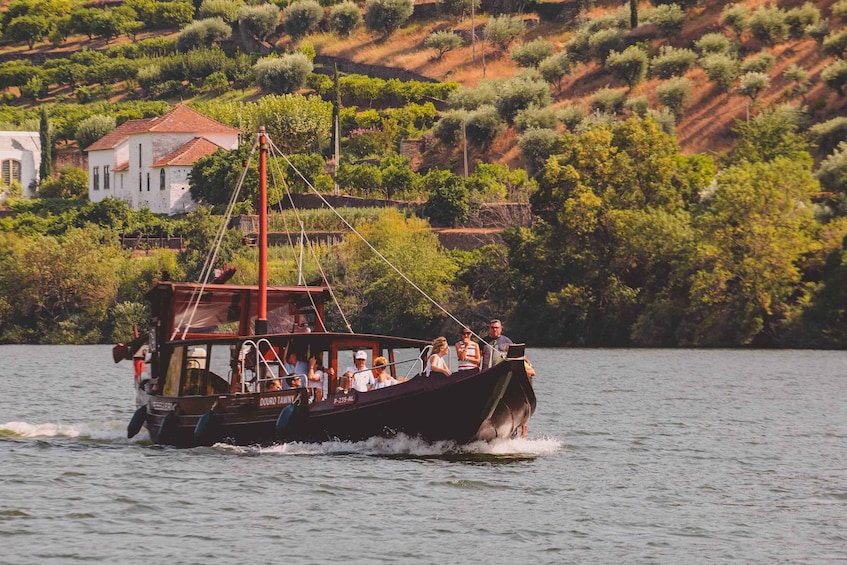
left=138, top=358, right=535, bottom=447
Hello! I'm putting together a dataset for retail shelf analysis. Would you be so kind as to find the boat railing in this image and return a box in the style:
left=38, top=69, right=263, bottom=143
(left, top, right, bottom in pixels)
left=370, top=354, right=428, bottom=382
left=239, top=338, right=290, bottom=394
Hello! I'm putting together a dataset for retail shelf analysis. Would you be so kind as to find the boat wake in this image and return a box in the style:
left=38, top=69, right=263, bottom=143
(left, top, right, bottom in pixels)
left=216, top=433, right=562, bottom=459
left=0, top=420, right=140, bottom=443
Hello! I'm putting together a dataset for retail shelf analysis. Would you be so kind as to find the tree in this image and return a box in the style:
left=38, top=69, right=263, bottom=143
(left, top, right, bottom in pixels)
left=493, top=72, right=552, bottom=124
left=38, top=167, right=87, bottom=199
left=6, top=15, right=48, bottom=49
left=728, top=106, right=810, bottom=165
left=424, top=169, right=469, bottom=227
left=176, top=17, right=232, bottom=51
left=695, top=32, right=732, bottom=56
left=39, top=107, right=52, bottom=183
left=365, top=0, right=414, bottom=39
left=650, top=46, right=697, bottom=78
left=589, top=87, right=627, bottom=115
left=483, top=15, right=524, bottom=52
left=253, top=54, right=313, bottom=94
left=177, top=206, right=244, bottom=283
left=238, top=3, right=280, bottom=42
left=816, top=141, right=847, bottom=193
left=605, top=46, right=649, bottom=90
left=656, top=76, right=691, bottom=120
left=683, top=158, right=819, bottom=345
left=785, top=3, right=819, bottom=38
left=424, top=31, right=464, bottom=60
left=518, top=127, right=561, bottom=174
left=736, top=71, right=770, bottom=102
left=510, top=38, right=554, bottom=68
left=822, top=31, right=847, bottom=59
left=199, top=0, right=243, bottom=23
left=721, top=3, right=748, bottom=41
left=749, top=5, right=789, bottom=45
left=75, top=115, right=116, bottom=152
left=700, top=53, right=740, bottom=92
left=284, top=0, right=323, bottom=40
left=647, top=3, right=687, bottom=39
left=190, top=146, right=257, bottom=208
left=329, top=2, right=362, bottom=37
left=821, top=59, right=847, bottom=96
left=538, top=52, right=571, bottom=92
left=255, top=94, right=332, bottom=154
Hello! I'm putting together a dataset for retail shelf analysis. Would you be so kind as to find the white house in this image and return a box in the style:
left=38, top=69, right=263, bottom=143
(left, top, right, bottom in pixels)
left=85, top=105, right=241, bottom=215
left=0, top=131, right=41, bottom=198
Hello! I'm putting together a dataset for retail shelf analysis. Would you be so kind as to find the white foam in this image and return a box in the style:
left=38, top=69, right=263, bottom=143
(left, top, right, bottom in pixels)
left=0, top=420, right=142, bottom=442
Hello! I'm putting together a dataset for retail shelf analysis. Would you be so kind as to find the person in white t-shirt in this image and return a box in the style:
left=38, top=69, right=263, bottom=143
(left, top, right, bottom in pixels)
left=345, top=350, right=374, bottom=392
left=425, top=337, right=451, bottom=376
left=306, top=355, right=327, bottom=401
left=372, top=355, right=403, bottom=389
left=455, top=327, right=480, bottom=371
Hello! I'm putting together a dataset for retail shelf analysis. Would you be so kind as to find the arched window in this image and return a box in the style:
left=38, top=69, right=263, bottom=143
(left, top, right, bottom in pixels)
left=1, top=159, right=21, bottom=186
left=160, top=169, right=166, bottom=190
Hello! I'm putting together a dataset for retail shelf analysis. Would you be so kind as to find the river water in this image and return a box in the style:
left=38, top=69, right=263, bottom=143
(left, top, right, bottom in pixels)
left=1, top=345, right=845, bottom=564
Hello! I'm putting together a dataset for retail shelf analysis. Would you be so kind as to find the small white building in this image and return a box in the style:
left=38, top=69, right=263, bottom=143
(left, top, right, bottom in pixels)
left=85, top=105, right=241, bottom=215
left=0, top=131, right=41, bottom=198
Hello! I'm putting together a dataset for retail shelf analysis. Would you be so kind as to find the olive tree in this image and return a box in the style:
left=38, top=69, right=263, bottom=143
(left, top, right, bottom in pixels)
left=365, top=0, right=414, bottom=39
left=330, top=2, right=362, bottom=37
left=424, top=31, right=463, bottom=60
left=284, top=0, right=323, bottom=39
left=253, top=53, right=313, bottom=94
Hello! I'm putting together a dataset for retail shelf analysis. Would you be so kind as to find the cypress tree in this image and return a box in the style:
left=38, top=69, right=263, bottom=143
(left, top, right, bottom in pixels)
left=39, top=107, right=52, bottom=182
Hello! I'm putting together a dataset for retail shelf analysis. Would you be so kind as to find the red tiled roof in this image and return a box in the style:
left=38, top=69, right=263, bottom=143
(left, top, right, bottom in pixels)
left=113, top=161, right=129, bottom=172
left=84, top=105, right=240, bottom=151
left=84, top=117, right=154, bottom=152
left=151, top=137, right=225, bottom=167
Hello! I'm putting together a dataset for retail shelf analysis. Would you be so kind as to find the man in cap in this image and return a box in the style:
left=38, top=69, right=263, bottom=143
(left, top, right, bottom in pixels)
left=344, top=350, right=374, bottom=392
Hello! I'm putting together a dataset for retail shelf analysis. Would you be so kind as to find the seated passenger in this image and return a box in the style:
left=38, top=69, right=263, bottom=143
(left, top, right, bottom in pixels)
left=335, top=371, right=354, bottom=396
left=284, top=351, right=308, bottom=377
left=345, top=350, right=374, bottom=392
left=425, top=337, right=452, bottom=377
left=288, top=374, right=303, bottom=389
left=372, top=356, right=401, bottom=389
left=306, top=355, right=326, bottom=401
left=455, top=327, right=480, bottom=371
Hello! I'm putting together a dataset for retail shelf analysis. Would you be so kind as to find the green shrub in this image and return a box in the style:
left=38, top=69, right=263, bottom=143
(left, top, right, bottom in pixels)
left=647, top=3, right=687, bottom=39
left=237, top=3, right=281, bottom=42
left=833, top=0, right=847, bottom=19
left=809, top=117, right=847, bottom=154
left=176, top=18, right=231, bottom=52
left=538, top=51, right=571, bottom=91
left=646, top=107, right=676, bottom=135
left=203, top=71, right=230, bottom=93
left=423, top=169, right=468, bottom=227
left=436, top=0, right=479, bottom=20
left=625, top=95, right=650, bottom=116
left=605, top=46, right=648, bottom=88
left=336, top=162, right=383, bottom=196
left=364, top=0, right=414, bottom=38
left=510, top=38, right=554, bottom=68
left=785, top=3, right=819, bottom=38
left=20, top=75, right=47, bottom=100
left=38, top=167, right=88, bottom=199
left=518, top=127, right=561, bottom=173
left=284, top=0, right=323, bottom=39
left=199, top=0, right=244, bottom=23
left=433, top=109, right=466, bottom=143
left=589, top=87, right=627, bottom=115
left=736, top=71, right=770, bottom=101
left=465, top=104, right=505, bottom=147
left=651, top=45, right=697, bottom=78
left=740, top=52, right=775, bottom=74
left=484, top=15, right=525, bottom=52
left=493, top=72, right=552, bottom=124
left=253, top=54, right=313, bottom=94
left=656, top=76, right=691, bottom=119
left=806, top=18, right=830, bottom=45
left=75, top=114, right=116, bottom=151
left=565, top=29, right=592, bottom=65
left=821, top=59, right=847, bottom=96
left=558, top=104, right=585, bottom=130
left=815, top=141, right=847, bottom=193
left=425, top=31, right=464, bottom=60
left=700, top=53, right=740, bottom=92
left=694, top=32, right=732, bottom=56
left=749, top=5, right=789, bottom=45
left=721, top=3, right=748, bottom=40
left=329, top=2, right=362, bottom=37
left=513, top=104, right=558, bottom=132
left=783, top=63, right=810, bottom=99
left=447, top=82, right=498, bottom=110
left=822, top=31, right=847, bottom=59
left=588, top=28, right=625, bottom=63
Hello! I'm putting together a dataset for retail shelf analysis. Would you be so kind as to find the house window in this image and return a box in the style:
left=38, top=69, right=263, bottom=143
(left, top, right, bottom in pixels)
left=104, top=166, right=110, bottom=190
left=93, top=167, right=100, bottom=191
left=2, top=159, right=21, bottom=186
left=138, top=172, right=142, bottom=192
left=138, top=144, right=142, bottom=167
left=160, top=169, right=166, bottom=190
left=146, top=172, right=150, bottom=191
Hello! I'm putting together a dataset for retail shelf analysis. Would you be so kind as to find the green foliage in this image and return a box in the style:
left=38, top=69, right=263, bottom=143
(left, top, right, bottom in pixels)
left=656, top=76, right=691, bottom=120
left=783, top=63, right=810, bottom=99
left=816, top=141, right=847, bottom=193
left=605, top=46, right=649, bottom=89
left=559, top=104, right=585, bottom=130
left=199, top=0, right=245, bottom=23
left=425, top=31, right=464, bottom=60
left=254, top=53, right=313, bottom=94
left=808, top=117, right=847, bottom=154
left=380, top=152, right=422, bottom=199
left=284, top=0, right=323, bottom=39
left=238, top=3, right=281, bottom=41
left=740, top=52, right=775, bottom=74
left=177, top=206, right=244, bottom=283
left=565, top=29, right=592, bottom=65
left=38, top=167, right=87, bottom=199
left=538, top=51, right=571, bottom=91
left=721, top=3, right=748, bottom=40
left=510, top=38, right=554, bottom=68
left=625, top=95, right=649, bottom=116
left=176, top=18, right=232, bottom=52
left=646, top=3, right=686, bottom=39
left=650, top=46, right=697, bottom=79
left=513, top=104, right=557, bottom=132
left=329, top=1, right=362, bottom=36
left=436, top=0, right=479, bottom=20
left=189, top=146, right=257, bottom=208
left=125, top=0, right=194, bottom=29
left=822, top=31, right=847, bottom=59
left=729, top=105, right=810, bottom=165
left=6, top=15, right=48, bottom=49
left=256, top=94, right=332, bottom=154
left=785, top=3, right=819, bottom=38
left=695, top=32, right=733, bottom=56
left=749, top=5, right=789, bottom=45
left=518, top=127, right=561, bottom=173
left=464, top=104, right=505, bottom=147
left=589, top=87, right=627, bottom=115
left=423, top=169, right=469, bottom=227
left=447, top=82, right=498, bottom=110
left=39, top=108, right=52, bottom=182
left=364, top=0, right=414, bottom=39
left=493, top=71, right=552, bottom=125
left=484, top=15, right=525, bottom=52
left=736, top=71, right=770, bottom=101
left=821, top=59, right=847, bottom=96
left=336, top=161, right=383, bottom=196
left=700, top=53, right=740, bottom=92
left=806, top=18, right=830, bottom=45
left=75, top=114, right=116, bottom=151
left=588, top=28, right=625, bottom=63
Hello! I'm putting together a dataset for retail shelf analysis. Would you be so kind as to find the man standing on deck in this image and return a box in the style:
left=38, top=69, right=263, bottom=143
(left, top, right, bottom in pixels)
left=481, top=319, right=513, bottom=370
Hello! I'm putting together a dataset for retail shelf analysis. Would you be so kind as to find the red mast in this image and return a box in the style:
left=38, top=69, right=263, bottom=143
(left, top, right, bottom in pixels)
left=256, top=128, right=268, bottom=336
